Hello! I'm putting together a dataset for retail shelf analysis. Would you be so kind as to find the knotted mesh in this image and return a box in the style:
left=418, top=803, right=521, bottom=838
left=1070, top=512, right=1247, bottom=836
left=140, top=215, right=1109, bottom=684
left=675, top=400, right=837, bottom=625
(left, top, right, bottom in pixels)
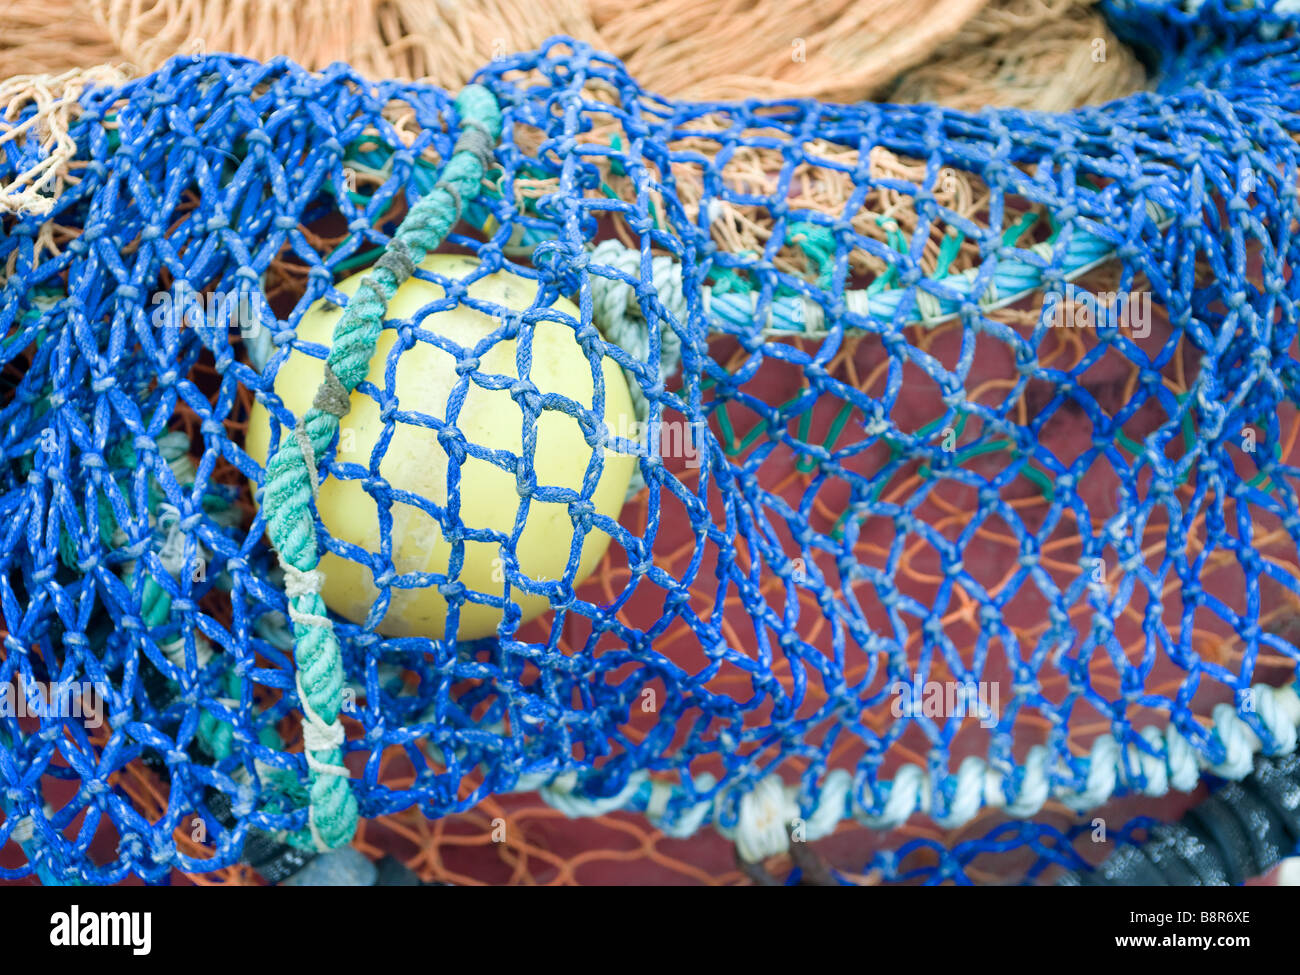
left=2, top=0, right=1300, bottom=882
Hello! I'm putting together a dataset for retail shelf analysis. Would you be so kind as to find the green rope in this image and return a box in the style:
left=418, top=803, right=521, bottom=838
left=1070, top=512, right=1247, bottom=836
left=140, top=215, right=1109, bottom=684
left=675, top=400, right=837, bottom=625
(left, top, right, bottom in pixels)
left=259, top=84, right=502, bottom=851
left=934, top=230, right=965, bottom=278
left=865, top=216, right=909, bottom=296
left=794, top=399, right=855, bottom=473
left=788, top=221, right=836, bottom=290
left=1245, top=433, right=1283, bottom=493
left=708, top=256, right=758, bottom=296
left=608, top=135, right=626, bottom=176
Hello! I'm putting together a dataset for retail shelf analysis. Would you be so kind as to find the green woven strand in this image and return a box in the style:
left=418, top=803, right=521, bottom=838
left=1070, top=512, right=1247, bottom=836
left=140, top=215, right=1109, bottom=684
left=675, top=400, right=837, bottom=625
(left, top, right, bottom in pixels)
left=260, top=84, right=502, bottom=851
left=788, top=221, right=836, bottom=289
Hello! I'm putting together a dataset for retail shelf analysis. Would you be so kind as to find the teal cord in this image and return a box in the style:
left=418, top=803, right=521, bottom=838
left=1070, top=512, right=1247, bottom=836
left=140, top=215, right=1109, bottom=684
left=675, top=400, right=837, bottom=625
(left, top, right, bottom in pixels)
left=259, top=84, right=503, bottom=851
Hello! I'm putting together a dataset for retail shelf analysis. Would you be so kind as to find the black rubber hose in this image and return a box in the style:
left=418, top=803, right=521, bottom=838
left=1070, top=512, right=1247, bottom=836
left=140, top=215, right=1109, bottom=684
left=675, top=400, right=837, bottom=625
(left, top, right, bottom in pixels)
left=203, top=787, right=315, bottom=884
left=204, top=791, right=446, bottom=884
left=1058, top=753, right=1300, bottom=885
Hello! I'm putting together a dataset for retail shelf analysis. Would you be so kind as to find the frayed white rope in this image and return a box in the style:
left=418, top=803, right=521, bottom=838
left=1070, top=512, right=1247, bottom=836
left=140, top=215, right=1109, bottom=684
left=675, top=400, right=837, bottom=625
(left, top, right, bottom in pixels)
left=728, top=776, right=801, bottom=863
left=10, top=816, right=34, bottom=844
left=279, top=557, right=349, bottom=851
left=161, top=635, right=213, bottom=669
left=292, top=418, right=321, bottom=501
left=539, top=770, right=647, bottom=818
left=294, top=671, right=350, bottom=854
left=589, top=239, right=687, bottom=500
left=526, top=680, right=1300, bottom=854
left=646, top=775, right=717, bottom=839
left=280, top=561, right=334, bottom=630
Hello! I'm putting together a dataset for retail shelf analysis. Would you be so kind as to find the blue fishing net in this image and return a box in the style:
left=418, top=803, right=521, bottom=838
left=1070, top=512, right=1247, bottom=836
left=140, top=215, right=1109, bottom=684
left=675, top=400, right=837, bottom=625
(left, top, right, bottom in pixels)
left=3, top=0, right=1300, bottom=884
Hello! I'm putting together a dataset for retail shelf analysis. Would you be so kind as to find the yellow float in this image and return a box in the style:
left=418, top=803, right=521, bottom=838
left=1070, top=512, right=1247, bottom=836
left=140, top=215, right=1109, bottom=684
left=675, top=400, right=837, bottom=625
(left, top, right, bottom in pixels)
left=246, top=254, right=637, bottom=640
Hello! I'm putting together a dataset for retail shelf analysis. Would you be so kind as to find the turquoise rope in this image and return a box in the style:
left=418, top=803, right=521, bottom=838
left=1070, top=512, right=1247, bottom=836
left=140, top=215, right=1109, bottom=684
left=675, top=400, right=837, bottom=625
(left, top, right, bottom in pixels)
left=702, top=208, right=1167, bottom=334
left=340, top=139, right=1164, bottom=336
left=260, top=84, right=503, bottom=850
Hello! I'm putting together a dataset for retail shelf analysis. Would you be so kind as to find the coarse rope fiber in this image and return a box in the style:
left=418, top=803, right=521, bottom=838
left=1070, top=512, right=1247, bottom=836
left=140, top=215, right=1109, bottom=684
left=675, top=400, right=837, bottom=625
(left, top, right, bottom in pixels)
left=2, top=0, right=1300, bottom=882
left=0, top=0, right=1090, bottom=103
left=0, top=1, right=1147, bottom=229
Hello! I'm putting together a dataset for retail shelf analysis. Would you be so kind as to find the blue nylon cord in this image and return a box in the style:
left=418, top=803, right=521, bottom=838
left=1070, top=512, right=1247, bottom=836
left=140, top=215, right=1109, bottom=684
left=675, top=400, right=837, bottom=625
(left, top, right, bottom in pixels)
left=1, top=0, right=1300, bottom=882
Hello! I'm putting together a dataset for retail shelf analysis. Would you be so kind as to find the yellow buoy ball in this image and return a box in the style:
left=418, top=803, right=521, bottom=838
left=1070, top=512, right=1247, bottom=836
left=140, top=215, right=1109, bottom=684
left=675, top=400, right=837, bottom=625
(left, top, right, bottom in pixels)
left=246, top=254, right=637, bottom=640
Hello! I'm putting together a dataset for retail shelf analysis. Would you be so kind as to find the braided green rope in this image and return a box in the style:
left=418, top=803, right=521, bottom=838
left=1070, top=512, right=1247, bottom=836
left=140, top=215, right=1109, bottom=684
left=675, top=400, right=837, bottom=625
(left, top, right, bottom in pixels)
left=259, top=84, right=503, bottom=851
